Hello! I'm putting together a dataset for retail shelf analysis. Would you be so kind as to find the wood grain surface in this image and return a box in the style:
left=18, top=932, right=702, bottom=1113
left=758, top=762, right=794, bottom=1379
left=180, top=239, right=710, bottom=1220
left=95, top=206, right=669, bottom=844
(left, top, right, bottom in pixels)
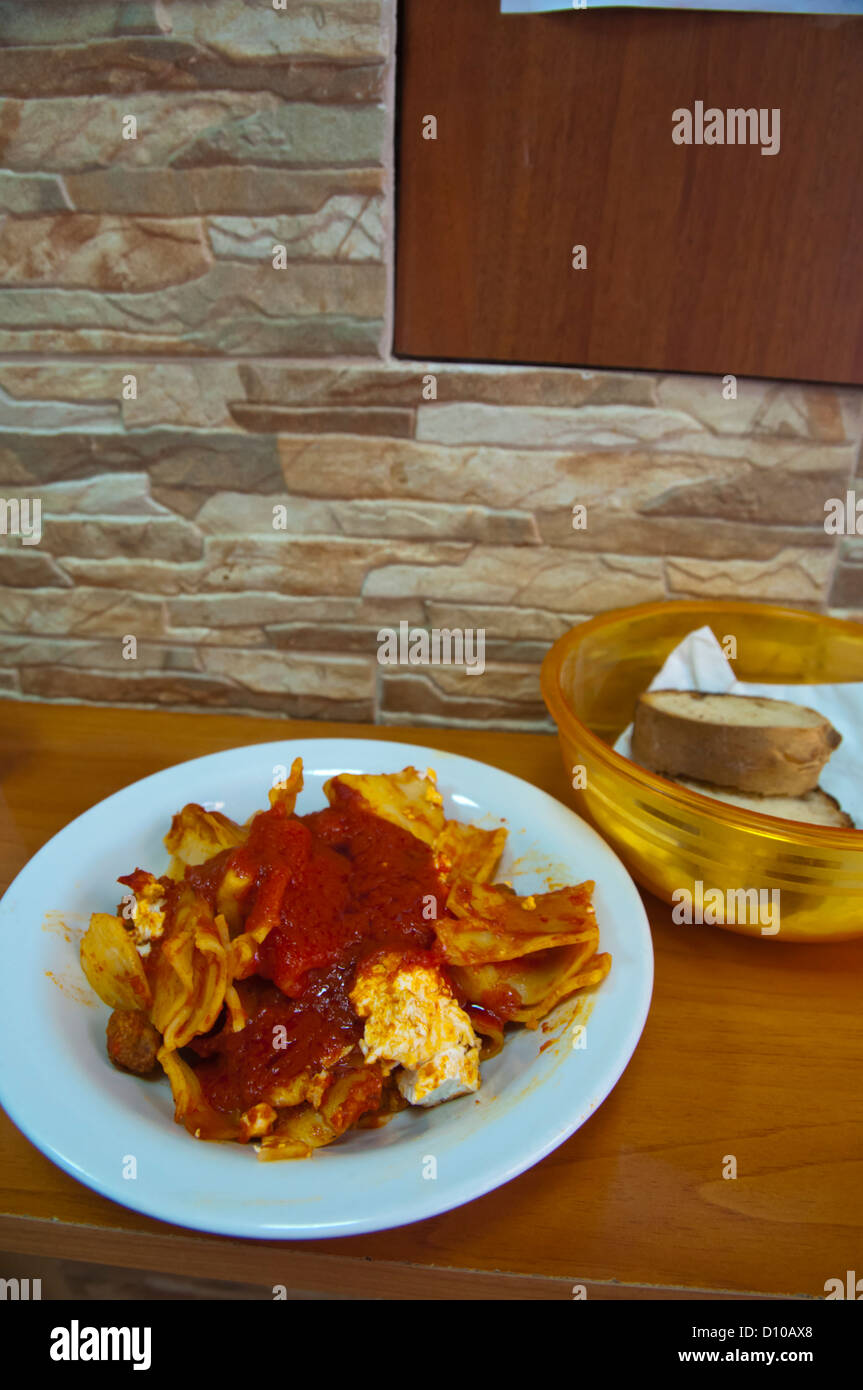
left=395, top=0, right=863, bottom=384
left=1, top=702, right=861, bottom=1299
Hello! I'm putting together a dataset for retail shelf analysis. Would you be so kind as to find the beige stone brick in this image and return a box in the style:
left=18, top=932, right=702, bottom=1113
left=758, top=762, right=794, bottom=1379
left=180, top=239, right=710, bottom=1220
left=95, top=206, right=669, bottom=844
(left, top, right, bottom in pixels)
left=201, top=536, right=470, bottom=595
left=382, top=661, right=542, bottom=701
left=59, top=558, right=205, bottom=594
left=0, top=635, right=200, bottom=671
left=64, top=167, right=385, bottom=217
left=0, top=43, right=385, bottom=105
left=0, top=320, right=383, bottom=358
left=200, top=647, right=375, bottom=698
left=166, top=592, right=360, bottom=629
left=416, top=403, right=701, bottom=449
left=0, top=215, right=212, bottom=291
left=655, top=376, right=767, bottom=434
left=336, top=501, right=540, bottom=545
left=0, top=551, right=72, bottom=588
left=754, top=386, right=863, bottom=444
left=665, top=550, right=833, bottom=604
left=423, top=602, right=586, bottom=642
left=657, top=375, right=863, bottom=444
left=640, top=441, right=856, bottom=525
left=526, top=438, right=855, bottom=529
left=163, top=625, right=270, bottom=648
left=0, top=387, right=119, bottom=433
left=163, top=1, right=387, bottom=63
left=0, top=92, right=281, bottom=173
left=169, top=102, right=386, bottom=170
left=121, top=364, right=244, bottom=429
left=146, top=434, right=280, bottom=497
left=232, top=406, right=412, bottom=436
left=0, top=586, right=166, bottom=636
left=0, top=364, right=126, bottom=433
left=759, top=386, right=849, bottom=442
left=476, top=638, right=557, bottom=663
left=354, top=596, right=428, bottom=626
left=646, top=428, right=856, bottom=468
left=208, top=198, right=383, bottom=263
left=0, top=429, right=280, bottom=495
left=0, top=1, right=166, bottom=46
left=536, top=512, right=832, bottom=561
left=379, top=672, right=551, bottom=727
left=278, top=436, right=597, bottom=508
left=0, top=171, right=68, bottom=213
left=0, top=362, right=125, bottom=406
left=195, top=493, right=337, bottom=536
left=241, top=362, right=657, bottom=409
left=40, top=516, right=202, bottom=562
left=1, top=475, right=165, bottom=519
left=268, top=623, right=378, bottom=654
left=363, top=547, right=665, bottom=613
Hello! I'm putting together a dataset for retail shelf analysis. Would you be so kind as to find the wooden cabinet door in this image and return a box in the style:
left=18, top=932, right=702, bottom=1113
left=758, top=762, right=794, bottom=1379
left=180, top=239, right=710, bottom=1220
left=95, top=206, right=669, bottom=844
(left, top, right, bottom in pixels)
left=395, top=0, right=863, bottom=384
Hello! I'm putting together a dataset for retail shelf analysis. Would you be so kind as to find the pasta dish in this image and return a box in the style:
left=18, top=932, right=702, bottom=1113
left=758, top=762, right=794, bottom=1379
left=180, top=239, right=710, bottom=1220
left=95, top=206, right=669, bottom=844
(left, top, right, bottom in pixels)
left=79, top=763, right=610, bottom=1159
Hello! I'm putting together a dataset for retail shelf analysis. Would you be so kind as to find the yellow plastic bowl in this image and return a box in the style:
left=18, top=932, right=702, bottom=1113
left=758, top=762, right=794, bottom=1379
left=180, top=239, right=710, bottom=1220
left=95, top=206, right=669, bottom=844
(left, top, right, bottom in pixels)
left=540, top=601, right=863, bottom=942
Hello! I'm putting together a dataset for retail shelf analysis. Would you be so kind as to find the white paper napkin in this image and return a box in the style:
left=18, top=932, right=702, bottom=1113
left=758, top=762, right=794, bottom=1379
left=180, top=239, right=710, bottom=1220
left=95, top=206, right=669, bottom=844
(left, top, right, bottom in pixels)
left=614, top=626, right=862, bottom=827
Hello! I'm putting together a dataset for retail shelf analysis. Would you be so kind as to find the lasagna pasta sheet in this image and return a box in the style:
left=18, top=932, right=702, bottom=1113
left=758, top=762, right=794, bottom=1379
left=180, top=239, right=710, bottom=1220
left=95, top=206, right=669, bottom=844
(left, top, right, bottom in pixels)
left=438, top=881, right=598, bottom=966
left=452, top=940, right=610, bottom=1029
left=148, top=887, right=231, bottom=1050
left=324, top=766, right=446, bottom=845
left=80, top=912, right=152, bottom=1012
left=164, top=804, right=247, bottom=880
left=433, top=821, right=507, bottom=891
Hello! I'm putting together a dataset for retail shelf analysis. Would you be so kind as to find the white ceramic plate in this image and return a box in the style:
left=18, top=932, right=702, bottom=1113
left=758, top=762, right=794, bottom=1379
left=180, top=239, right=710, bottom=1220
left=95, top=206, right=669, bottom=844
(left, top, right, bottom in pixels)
left=0, top=738, right=652, bottom=1239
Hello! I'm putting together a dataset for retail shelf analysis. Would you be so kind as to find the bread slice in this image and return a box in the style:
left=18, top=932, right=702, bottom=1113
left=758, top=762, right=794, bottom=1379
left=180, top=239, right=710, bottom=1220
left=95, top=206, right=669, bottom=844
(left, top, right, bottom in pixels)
left=675, top=777, right=854, bottom=829
left=632, top=690, right=841, bottom=796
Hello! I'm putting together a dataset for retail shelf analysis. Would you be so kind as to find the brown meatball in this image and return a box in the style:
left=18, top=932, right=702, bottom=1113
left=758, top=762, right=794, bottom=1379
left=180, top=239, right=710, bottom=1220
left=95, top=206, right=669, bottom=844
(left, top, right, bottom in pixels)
left=106, top=1009, right=161, bottom=1075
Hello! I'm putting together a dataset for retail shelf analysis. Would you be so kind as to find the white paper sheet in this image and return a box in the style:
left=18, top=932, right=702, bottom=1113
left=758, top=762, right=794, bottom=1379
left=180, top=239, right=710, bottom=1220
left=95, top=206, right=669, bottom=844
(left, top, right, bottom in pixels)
left=613, top=626, right=862, bottom=826
left=501, top=2, right=863, bottom=13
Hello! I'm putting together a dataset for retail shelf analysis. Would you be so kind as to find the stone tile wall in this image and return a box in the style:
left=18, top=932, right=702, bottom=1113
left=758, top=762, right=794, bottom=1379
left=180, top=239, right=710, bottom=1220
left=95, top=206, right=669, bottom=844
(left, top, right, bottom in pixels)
left=0, top=1, right=860, bottom=730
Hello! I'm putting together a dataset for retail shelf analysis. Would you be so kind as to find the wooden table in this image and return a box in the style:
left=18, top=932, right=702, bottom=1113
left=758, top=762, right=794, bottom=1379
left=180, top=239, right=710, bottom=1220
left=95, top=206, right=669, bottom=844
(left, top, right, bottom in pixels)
left=1, top=702, right=861, bottom=1300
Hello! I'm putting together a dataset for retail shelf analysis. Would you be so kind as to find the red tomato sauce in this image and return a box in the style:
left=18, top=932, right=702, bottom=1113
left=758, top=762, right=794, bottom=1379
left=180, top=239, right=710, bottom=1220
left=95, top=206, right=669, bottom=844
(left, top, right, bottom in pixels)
left=185, top=788, right=447, bottom=1116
